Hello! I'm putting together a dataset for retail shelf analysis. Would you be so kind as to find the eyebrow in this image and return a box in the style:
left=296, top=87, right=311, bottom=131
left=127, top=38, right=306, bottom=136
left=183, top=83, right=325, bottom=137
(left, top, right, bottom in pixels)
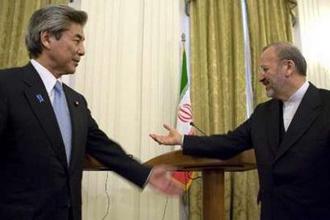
left=259, top=65, right=269, bottom=69
left=75, top=34, right=85, bottom=41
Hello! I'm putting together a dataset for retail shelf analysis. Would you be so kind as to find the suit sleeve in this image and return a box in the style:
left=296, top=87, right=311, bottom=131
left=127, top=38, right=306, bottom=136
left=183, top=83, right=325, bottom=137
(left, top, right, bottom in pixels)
left=182, top=113, right=254, bottom=160
left=84, top=105, right=151, bottom=188
left=0, top=80, right=8, bottom=139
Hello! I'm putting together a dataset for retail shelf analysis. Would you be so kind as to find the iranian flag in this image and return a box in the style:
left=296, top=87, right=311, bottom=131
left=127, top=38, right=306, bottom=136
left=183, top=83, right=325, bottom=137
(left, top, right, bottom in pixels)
left=176, top=49, right=193, bottom=134
left=172, top=48, right=194, bottom=191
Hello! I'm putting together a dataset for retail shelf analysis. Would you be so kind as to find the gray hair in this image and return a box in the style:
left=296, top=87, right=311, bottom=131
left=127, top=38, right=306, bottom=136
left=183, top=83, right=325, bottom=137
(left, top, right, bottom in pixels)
left=25, top=5, right=88, bottom=58
left=263, top=42, right=307, bottom=76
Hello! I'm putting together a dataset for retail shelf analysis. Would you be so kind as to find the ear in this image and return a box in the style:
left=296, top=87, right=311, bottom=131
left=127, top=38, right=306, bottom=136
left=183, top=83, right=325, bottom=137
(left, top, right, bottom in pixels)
left=285, top=60, right=295, bottom=77
left=40, top=31, right=54, bottom=49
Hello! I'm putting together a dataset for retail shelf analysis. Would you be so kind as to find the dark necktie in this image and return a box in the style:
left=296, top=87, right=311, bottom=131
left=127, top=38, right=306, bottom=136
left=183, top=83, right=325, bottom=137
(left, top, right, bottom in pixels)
left=279, top=101, right=286, bottom=144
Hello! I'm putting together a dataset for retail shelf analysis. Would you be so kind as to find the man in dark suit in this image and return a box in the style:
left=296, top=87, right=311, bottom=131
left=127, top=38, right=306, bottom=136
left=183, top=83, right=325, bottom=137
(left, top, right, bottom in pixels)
left=0, top=5, right=182, bottom=220
left=150, top=42, right=330, bottom=220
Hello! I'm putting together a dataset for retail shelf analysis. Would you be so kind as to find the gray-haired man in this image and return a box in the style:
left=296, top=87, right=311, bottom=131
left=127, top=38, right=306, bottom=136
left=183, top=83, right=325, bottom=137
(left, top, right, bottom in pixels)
left=0, top=5, right=182, bottom=220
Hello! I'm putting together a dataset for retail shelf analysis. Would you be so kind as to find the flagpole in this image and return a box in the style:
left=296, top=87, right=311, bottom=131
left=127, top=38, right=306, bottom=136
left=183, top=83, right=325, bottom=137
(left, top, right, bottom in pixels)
left=181, top=33, right=186, bottom=43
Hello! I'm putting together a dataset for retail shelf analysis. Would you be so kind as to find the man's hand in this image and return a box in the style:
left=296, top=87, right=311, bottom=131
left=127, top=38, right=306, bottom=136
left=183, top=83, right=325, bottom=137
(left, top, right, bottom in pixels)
left=148, top=166, right=184, bottom=196
left=149, top=124, right=183, bottom=145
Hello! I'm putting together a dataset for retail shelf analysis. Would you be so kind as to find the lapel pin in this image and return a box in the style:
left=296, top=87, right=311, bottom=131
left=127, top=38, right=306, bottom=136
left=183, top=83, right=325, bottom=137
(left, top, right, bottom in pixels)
left=74, top=101, right=79, bottom=107
left=36, top=94, right=44, bottom=103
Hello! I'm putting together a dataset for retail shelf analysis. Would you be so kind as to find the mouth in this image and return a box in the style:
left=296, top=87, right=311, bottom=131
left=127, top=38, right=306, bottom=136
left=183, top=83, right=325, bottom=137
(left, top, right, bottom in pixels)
left=260, top=78, right=270, bottom=89
left=73, top=59, right=80, bottom=66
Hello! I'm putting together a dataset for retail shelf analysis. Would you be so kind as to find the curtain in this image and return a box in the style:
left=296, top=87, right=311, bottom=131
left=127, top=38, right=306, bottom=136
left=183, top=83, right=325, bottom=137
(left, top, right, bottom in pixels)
left=0, top=0, right=182, bottom=219
left=74, top=0, right=181, bottom=219
left=230, top=1, right=295, bottom=219
left=188, top=0, right=295, bottom=219
left=0, top=0, right=67, bottom=69
left=247, top=0, right=296, bottom=105
left=189, top=0, right=247, bottom=219
left=295, top=0, right=330, bottom=89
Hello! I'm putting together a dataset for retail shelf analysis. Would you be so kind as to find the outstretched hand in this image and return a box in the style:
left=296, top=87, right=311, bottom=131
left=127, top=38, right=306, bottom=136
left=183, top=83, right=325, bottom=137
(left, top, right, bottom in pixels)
left=149, top=124, right=183, bottom=145
left=148, top=165, right=184, bottom=196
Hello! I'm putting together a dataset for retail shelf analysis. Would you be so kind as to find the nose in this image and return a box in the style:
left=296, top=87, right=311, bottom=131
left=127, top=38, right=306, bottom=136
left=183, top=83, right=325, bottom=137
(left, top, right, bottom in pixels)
left=78, top=43, right=85, bottom=56
left=258, top=68, right=265, bottom=82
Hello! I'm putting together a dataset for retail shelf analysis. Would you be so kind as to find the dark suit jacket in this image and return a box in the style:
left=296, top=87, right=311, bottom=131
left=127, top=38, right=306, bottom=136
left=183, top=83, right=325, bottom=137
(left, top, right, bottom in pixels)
left=183, top=83, right=330, bottom=220
left=0, top=63, right=151, bottom=220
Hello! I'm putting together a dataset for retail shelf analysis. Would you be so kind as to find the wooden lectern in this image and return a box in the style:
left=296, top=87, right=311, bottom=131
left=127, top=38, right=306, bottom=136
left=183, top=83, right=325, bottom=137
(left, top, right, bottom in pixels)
left=144, top=149, right=257, bottom=220
left=83, top=149, right=256, bottom=220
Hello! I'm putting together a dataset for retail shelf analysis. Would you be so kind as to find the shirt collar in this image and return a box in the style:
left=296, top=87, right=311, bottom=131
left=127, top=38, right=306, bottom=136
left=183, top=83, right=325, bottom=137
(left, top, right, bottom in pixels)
left=284, top=81, right=309, bottom=105
left=30, top=59, right=62, bottom=94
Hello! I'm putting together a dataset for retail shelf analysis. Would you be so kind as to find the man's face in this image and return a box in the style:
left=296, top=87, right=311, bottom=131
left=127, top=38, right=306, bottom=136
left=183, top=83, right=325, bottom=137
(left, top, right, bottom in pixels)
left=45, top=23, right=85, bottom=77
left=258, top=47, right=288, bottom=99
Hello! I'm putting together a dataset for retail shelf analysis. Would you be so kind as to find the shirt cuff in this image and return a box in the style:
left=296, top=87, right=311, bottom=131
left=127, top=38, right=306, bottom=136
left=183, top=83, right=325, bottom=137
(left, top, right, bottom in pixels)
left=181, top=135, right=184, bottom=145
left=143, top=170, right=153, bottom=188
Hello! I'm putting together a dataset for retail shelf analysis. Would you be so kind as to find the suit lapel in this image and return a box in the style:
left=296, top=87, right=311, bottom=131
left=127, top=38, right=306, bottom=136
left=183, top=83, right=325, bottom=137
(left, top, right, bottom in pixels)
left=274, top=84, right=322, bottom=162
left=266, top=99, right=281, bottom=157
left=22, top=63, right=69, bottom=169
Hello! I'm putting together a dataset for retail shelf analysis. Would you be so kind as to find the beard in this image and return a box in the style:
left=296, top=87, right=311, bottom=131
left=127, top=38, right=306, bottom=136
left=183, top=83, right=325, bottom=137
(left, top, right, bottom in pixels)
left=266, top=87, right=275, bottom=98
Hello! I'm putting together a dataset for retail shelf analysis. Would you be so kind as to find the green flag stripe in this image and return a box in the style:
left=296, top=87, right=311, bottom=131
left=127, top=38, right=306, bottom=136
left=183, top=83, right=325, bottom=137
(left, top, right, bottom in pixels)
left=180, top=49, right=188, bottom=96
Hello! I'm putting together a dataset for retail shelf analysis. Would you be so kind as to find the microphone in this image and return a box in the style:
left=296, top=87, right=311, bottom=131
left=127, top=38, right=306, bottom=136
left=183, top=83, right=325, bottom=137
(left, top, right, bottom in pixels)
left=189, top=122, right=207, bottom=135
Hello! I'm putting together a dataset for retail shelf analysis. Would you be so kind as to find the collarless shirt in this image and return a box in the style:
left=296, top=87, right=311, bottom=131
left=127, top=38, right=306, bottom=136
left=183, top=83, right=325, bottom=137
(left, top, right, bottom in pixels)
left=282, top=81, right=309, bottom=131
left=30, top=59, right=62, bottom=104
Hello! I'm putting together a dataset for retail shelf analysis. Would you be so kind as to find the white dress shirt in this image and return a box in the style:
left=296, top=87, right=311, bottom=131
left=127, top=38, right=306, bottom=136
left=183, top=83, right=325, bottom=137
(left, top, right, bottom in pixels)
left=30, top=59, right=61, bottom=104
left=282, top=81, right=309, bottom=131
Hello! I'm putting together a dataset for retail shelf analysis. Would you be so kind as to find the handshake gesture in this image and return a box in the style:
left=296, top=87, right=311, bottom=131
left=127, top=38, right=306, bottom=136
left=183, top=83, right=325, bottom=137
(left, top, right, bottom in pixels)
left=147, top=124, right=186, bottom=196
